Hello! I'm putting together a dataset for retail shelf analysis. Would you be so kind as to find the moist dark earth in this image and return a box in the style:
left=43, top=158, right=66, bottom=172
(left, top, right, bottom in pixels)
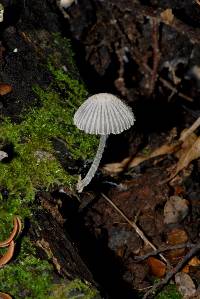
left=1, top=0, right=200, bottom=299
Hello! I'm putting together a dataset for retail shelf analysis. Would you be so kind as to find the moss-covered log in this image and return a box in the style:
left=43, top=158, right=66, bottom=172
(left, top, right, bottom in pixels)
left=0, top=0, right=99, bottom=298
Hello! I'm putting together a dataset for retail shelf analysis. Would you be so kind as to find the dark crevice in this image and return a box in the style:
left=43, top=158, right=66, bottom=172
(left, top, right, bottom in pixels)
left=62, top=199, right=139, bottom=299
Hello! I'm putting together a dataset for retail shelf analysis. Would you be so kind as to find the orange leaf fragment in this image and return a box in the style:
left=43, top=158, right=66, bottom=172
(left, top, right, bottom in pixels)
left=167, top=228, right=188, bottom=245
left=0, top=241, right=15, bottom=267
left=147, top=257, right=166, bottom=278
left=0, top=216, right=22, bottom=248
left=166, top=228, right=188, bottom=261
left=182, top=265, right=190, bottom=273
left=188, top=256, right=200, bottom=267
left=0, top=292, right=12, bottom=299
left=182, top=257, right=200, bottom=274
left=0, top=83, right=12, bottom=96
left=160, top=9, right=174, bottom=25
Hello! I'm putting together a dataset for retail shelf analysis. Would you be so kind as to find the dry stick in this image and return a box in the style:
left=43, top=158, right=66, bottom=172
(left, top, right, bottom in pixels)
left=142, top=241, right=200, bottom=299
left=134, top=243, right=195, bottom=261
left=137, top=55, right=194, bottom=102
left=131, top=45, right=193, bottom=102
left=101, top=193, right=168, bottom=264
left=159, top=77, right=193, bottom=102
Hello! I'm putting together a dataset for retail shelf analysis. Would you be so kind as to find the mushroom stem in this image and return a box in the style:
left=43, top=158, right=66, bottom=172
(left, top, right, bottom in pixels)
left=77, top=134, right=108, bottom=192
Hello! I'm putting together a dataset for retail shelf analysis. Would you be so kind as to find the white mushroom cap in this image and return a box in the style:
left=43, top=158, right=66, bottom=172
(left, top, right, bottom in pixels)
left=60, top=0, right=75, bottom=9
left=74, top=93, right=135, bottom=135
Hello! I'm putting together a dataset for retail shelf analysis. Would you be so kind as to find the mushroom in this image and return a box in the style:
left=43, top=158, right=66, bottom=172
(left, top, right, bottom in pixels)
left=60, top=0, right=76, bottom=8
left=73, top=93, right=135, bottom=193
left=0, top=4, right=4, bottom=23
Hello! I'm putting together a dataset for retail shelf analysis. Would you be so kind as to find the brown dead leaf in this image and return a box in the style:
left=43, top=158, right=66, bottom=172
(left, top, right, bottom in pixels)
left=170, top=136, right=200, bottom=180
left=182, top=257, right=200, bottom=274
left=160, top=8, right=174, bottom=25
left=167, top=228, right=188, bottom=261
left=176, top=132, right=198, bottom=159
left=147, top=257, right=166, bottom=278
left=103, top=142, right=179, bottom=175
left=103, top=157, right=130, bottom=175
left=175, top=272, right=196, bottom=298
left=129, top=143, right=179, bottom=168
left=0, top=83, right=12, bottom=96
left=104, top=116, right=200, bottom=178
left=167, top=228, right=188, bottom=245
left=164, top=196, right=189, bottom=224
left=179, top=117, right=200, bottom=142
left=188, top=256, right=200, bottom=267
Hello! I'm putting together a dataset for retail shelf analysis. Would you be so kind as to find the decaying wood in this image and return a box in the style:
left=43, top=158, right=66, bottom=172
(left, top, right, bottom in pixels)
left=0, top=0, right=97, bottom=289
left=29, top=208, right=95, bottom=284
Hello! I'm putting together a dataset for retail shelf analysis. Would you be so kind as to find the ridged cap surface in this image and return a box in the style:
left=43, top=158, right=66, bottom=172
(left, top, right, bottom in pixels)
left=74, top=93, right=135, bottom=135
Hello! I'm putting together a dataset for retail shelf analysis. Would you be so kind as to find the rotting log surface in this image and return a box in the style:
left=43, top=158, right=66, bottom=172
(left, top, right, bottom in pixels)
left=0, top=0, right=78, bottom=120
left=29, top=206, right=95, bottom=284
left=0, top=0, right=95, bottom=287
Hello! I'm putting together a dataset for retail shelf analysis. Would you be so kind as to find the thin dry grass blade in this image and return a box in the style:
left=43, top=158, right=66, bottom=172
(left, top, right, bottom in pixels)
left=101, top=193, right=168, bottom=264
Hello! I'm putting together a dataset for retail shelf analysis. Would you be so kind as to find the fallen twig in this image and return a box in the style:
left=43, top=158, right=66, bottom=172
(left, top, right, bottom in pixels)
left=142, top=241, right=200, bottom=299
left=134, top=243, right=195, bottom=261
left=159, top=77, right=193, bottom=102
left=101, top=193, right=168, bottom=264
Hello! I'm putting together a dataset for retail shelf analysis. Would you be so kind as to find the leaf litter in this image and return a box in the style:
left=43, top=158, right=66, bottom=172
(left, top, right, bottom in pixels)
left=103, top=116, right=200, bottom=183
left=83, top=116, right=200, bottom=298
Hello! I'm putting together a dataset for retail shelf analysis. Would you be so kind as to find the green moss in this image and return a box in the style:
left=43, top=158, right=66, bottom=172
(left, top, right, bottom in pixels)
left=50, top=279, right=100, bottom=299
left=0, top=236, right=100, bottom=299
left=50, top=33, right=77, bottom=75
left=0, top=234, right=100, bottom=299
left=0, top=36, right=99, bottom=298
left=155, top=284, right=182, bottom=299
left=0, top=238, right=53, bottom=299
left=0, top=66, right=98, bottom=218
